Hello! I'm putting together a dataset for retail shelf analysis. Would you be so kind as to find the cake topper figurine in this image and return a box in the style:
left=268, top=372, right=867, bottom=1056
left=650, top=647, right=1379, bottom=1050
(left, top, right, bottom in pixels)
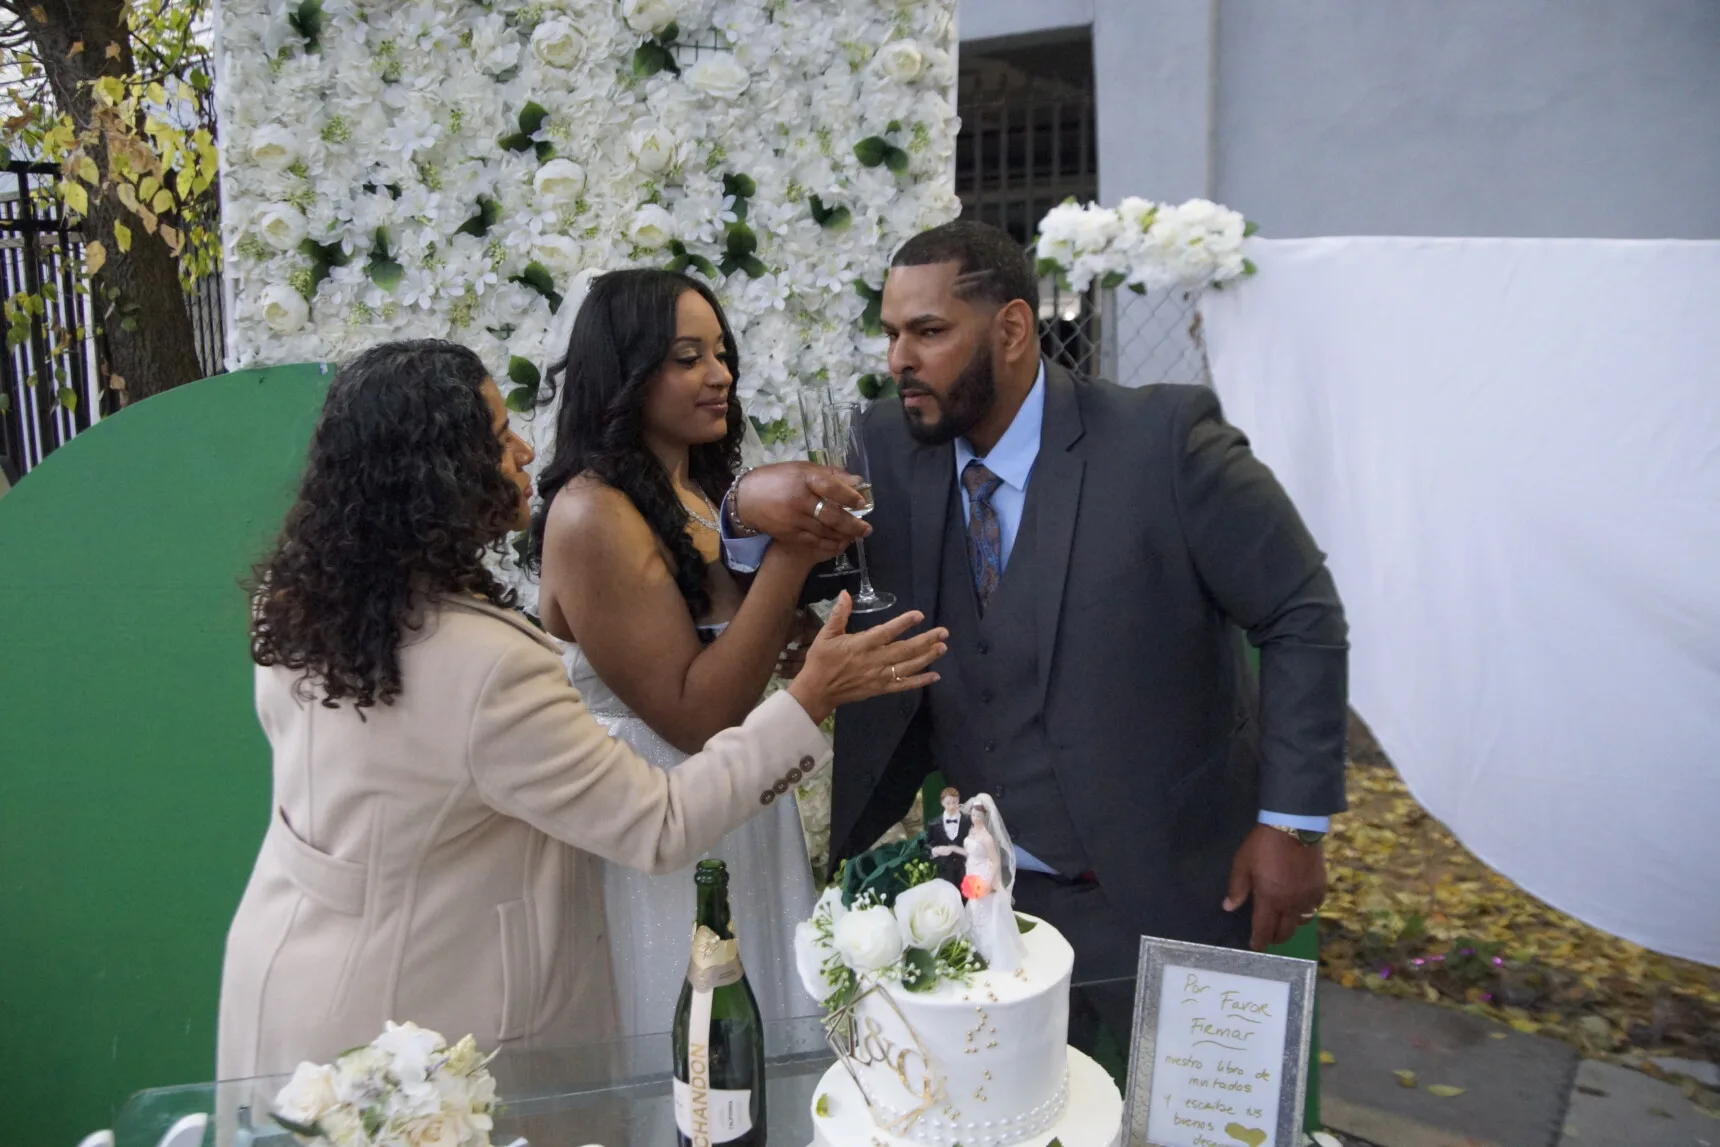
left=958, top=794, right=1028, bottom=973
left=927, top=786, right=971, bottom=890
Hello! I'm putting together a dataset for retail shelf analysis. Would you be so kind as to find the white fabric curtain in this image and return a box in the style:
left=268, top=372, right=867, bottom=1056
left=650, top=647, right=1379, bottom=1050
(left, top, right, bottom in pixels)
left=1200, top=237, right=1720, bottom=966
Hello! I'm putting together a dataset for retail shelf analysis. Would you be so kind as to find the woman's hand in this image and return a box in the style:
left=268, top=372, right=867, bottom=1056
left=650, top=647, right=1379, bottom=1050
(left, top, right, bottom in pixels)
left=786, top=593, right=946, bottom=724
left=734, top=462, right=871, bottom=550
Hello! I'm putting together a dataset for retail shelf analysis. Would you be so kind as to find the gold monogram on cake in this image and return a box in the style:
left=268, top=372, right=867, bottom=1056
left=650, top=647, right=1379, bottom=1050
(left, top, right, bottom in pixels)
left=825, top=983, right=946, bottom=1135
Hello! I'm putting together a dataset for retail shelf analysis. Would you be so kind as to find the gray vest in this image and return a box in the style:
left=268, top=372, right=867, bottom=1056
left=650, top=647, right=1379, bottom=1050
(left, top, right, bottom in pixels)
left=924, top=480, right=1092, bottom=876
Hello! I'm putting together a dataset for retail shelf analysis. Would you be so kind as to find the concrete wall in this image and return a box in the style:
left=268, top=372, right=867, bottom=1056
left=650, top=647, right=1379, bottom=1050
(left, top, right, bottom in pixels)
left=962, top=0, right=1720, bottom=240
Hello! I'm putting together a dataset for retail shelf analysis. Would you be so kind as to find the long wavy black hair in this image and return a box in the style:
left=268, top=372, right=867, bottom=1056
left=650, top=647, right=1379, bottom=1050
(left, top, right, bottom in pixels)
left=250, top=339, right=520, bottom=709
left=529, top=269, right=743, bottom=620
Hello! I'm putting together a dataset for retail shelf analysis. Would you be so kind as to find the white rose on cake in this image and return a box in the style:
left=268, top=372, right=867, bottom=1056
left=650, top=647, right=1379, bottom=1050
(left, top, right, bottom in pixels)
left=531, top=19, right=584, bottom=69
left=794, top=920, right=844, bottom=1001
left=686, top=56, right=751, bottom=100
left=893, top=879, right=967, bottom=950
left=832, top=905, right=904, bottom=974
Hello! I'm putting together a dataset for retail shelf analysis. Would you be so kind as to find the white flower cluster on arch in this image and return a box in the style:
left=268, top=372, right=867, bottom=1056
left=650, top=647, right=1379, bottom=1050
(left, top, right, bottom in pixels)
left=216, top=0, right=960, bottom=441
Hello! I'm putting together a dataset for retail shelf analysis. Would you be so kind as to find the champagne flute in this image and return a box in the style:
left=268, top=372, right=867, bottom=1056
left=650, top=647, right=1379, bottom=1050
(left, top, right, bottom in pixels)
left=797, top=385, right=856, bottom=576
left=824, top=399, right=893, bottom=613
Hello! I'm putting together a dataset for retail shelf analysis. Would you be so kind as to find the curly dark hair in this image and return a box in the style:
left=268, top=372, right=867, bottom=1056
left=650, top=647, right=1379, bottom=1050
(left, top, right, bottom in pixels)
left=250, top=339, right=520, bottom=709
left=529, top=269, right=743, bottom=620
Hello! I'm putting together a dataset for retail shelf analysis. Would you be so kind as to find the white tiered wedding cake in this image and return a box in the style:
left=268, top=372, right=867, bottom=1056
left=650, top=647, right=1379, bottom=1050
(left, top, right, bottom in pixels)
left=794, top=794, right=1122, bottom=1147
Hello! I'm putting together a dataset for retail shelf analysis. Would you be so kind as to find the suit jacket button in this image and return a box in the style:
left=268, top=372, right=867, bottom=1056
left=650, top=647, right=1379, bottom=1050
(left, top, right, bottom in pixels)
left=773, top=779, right=791, bottom=795
left=983, top=739, right=996, bottom=753
left=799, top=755, right=815, bottom=770
left=760, top=790, right=776, bottom=805
left=976, top=640, right=990, bottom=655
left=787, top=767, right=804, bottom=783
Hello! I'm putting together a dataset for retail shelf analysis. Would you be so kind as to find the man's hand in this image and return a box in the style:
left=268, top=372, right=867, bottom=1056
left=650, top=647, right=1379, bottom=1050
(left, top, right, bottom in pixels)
left=734, top=462, right=871, bottom=550
left=931, top=846, right=952, bottom=857
left=1223, top=824, right=1326, bottom=951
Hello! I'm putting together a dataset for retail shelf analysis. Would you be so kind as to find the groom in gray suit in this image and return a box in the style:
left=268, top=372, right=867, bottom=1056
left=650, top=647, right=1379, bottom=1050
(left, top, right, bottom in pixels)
left=834, top=220, right=1346, bottom=974
left=726, top=221, right=1346, bottom=975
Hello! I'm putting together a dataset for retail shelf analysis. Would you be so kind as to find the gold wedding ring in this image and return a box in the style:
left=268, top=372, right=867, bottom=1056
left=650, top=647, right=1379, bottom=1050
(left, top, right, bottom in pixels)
left=890, top=664, right=900, bottom=682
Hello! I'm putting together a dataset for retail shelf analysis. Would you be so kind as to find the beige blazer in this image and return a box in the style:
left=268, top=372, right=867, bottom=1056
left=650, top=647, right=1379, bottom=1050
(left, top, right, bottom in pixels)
left=217, top=594, right=829, bottom=1079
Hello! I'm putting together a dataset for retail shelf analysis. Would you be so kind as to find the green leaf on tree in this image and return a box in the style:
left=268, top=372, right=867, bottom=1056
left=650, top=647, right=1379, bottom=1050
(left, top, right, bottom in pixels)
left=853, top=136, right=890, bottom=168
left=56, top=387, right=78, bottom=412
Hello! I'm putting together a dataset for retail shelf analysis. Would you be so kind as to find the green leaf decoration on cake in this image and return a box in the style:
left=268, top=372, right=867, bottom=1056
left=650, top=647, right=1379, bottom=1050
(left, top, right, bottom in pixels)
left=1016, top=914, right=1037, bottom=934
left=815, top=1093, right=831, bottom=1117
left=900, top=946, right=938, bottom=992
left=839, top=833, right=933, bottom=908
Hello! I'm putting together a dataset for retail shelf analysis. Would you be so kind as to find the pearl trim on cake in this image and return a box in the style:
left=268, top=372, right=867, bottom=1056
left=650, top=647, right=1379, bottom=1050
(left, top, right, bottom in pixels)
left=868, top=1070, right=1069, bottom=1147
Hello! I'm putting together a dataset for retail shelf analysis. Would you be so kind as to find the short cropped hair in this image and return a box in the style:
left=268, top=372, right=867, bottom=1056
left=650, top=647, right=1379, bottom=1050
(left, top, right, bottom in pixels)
left=891, top=220, right=1038, bottom=316
left=939, top=786, right=961, bottom=802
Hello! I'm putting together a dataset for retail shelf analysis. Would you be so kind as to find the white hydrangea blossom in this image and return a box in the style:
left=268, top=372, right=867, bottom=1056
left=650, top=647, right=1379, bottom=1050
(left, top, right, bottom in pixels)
left=218, top=0, right=960, bottom=471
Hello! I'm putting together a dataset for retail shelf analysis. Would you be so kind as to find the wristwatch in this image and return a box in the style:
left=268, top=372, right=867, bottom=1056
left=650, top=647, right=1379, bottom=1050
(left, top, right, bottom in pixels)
left=1271, top=824, right=1326, bottom=846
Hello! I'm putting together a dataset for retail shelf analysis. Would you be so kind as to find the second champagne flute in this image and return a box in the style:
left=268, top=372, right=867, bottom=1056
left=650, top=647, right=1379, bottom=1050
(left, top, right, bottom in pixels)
left=797, top=384, right=855, bottom=576
left=824, top=400, right=893, bottom=613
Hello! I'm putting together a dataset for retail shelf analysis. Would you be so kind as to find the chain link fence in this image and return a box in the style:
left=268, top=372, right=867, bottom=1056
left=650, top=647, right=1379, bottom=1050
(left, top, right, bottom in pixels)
left=1033, top=244, right=1213, bottom=389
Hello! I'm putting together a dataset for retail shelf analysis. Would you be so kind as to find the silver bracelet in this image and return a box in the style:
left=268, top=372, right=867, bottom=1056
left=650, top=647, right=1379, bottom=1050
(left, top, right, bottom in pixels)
left=721, top=467, right=762, bottom=537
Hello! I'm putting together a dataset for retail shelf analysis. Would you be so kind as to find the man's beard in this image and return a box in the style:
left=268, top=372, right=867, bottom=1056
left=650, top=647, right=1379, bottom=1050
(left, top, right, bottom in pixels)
left=900, top=342, right=995, bottom=446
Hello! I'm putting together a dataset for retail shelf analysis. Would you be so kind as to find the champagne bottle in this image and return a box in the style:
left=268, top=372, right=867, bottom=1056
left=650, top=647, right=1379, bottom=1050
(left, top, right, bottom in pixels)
left=672, top=859, right=766, bottom=1147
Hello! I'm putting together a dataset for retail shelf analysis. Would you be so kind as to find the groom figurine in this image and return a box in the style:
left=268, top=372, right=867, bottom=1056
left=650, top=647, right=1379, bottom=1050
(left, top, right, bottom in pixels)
left=724, top=220, right=1346, bottom=977
left=928, top=786, right=970, bottom=889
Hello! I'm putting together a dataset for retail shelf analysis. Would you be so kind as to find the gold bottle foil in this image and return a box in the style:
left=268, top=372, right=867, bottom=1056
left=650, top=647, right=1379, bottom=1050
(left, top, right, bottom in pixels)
left=686, top=923, right=743, bottom=991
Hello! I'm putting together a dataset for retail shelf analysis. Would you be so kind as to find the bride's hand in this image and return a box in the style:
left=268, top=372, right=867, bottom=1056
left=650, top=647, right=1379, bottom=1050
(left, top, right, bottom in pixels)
left=786, top=593, right=946, bottom=724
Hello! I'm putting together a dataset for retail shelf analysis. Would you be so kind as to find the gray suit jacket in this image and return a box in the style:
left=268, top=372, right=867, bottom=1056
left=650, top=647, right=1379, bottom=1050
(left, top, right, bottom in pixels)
left=830, top=362, right=1348, bottom=944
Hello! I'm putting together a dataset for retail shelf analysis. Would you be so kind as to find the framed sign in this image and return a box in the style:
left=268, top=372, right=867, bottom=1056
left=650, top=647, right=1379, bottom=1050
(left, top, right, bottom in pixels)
left=1123, top=938, right=1317, bottom=1147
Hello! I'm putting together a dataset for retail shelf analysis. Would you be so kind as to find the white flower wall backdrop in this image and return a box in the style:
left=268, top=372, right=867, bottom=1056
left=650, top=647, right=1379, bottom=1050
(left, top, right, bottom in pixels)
left=216, top=0, right=961, bottom=447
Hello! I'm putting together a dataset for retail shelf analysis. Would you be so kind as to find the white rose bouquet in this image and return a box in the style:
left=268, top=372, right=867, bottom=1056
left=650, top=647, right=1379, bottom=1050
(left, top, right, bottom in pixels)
left=1035, top=196, right=1258, bottom=294
left=795, top=843, right=986, bottom=1011
left=272, top=1022, right=521, bottom=1147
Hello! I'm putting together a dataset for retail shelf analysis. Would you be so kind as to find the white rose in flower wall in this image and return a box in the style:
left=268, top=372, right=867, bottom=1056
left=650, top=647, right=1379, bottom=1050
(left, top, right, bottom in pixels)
left=832, top=905, right=905, bottom=973
left=624, top=0, right=678, bottom=35
left=628, top=122, right=678, bottom=174
left=258, top=284, right=310, bottom=334
left=253, top=203, right=308, bottom=251
left=533, top=158, right=587, bottom=206
left=893, top=879, right=968, bottom=950
left=531, top=19, right=584, bottom=69
left=875, top=40, right=924, bottom=83
left=686, top=55, right=751, bottom=100
left=628, top=204, right=677, bottom=249
left=246, top=125, right=299, bottom=172
left=531, top=234, right=584, bottom=277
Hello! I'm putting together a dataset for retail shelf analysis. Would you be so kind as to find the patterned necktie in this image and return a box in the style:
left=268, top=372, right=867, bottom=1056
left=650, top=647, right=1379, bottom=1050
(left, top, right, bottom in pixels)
left=961, top=459, right=1004, bottom=614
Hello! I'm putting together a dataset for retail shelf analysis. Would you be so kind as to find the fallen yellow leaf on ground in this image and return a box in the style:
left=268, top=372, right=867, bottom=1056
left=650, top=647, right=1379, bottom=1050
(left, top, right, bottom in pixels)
left=1427, top=1084, right=1467, bottom=1098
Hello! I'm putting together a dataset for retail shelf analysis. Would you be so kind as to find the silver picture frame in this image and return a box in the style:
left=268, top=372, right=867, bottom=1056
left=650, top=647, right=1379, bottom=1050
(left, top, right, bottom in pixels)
left=1122, top=937, right=1318, bottom=1147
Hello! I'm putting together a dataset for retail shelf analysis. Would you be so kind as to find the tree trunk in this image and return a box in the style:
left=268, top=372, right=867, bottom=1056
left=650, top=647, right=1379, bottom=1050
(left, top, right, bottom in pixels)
left=21, top=0, right=207, bottom=403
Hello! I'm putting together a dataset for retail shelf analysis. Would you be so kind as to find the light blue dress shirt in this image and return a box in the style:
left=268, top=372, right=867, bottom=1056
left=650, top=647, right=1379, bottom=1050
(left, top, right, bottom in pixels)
left=724, top=364, right=1328, bottom=874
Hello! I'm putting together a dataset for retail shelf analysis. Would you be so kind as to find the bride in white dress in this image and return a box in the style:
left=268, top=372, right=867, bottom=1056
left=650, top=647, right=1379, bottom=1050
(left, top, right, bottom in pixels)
left=962, top=795, right=1029, bottom=973
left=528, top=269, right=861, bottom=1034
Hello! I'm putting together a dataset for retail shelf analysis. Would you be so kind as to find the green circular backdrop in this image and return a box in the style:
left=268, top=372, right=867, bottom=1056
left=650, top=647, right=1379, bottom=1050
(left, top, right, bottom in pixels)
left=0, top=364, right=330, bottom=1145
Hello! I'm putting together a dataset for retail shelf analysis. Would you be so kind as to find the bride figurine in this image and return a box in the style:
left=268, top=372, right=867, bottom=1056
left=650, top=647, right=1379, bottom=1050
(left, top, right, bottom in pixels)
left=959, top=794, right=1029, bottom=973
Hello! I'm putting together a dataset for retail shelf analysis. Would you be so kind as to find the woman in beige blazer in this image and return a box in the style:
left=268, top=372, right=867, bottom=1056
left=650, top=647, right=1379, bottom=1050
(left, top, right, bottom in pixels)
left=218, top=339, right=945, bottom=1079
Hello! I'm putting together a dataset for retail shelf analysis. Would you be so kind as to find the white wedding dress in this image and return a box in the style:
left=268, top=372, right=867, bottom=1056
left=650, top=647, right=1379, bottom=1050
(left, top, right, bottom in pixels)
left=561, top=630, right=820, bottom=1035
